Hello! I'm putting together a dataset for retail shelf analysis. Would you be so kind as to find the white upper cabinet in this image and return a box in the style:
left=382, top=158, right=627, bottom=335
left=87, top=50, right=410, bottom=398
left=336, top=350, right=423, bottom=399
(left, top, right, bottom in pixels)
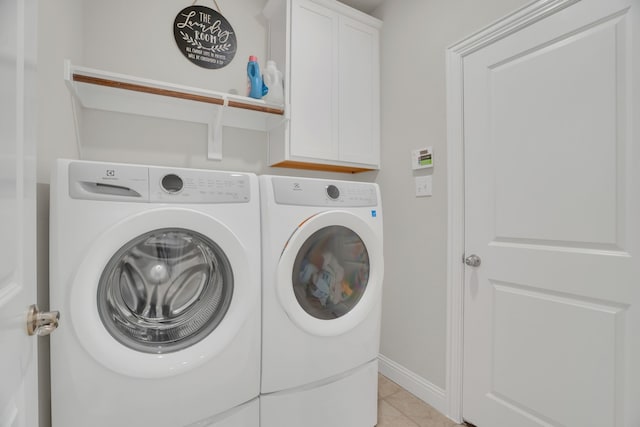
left=339, top=15, right=380, bottom=166
left=290, top=1, right=340, bottom=162
left=265, top=0, right=382, bottom=173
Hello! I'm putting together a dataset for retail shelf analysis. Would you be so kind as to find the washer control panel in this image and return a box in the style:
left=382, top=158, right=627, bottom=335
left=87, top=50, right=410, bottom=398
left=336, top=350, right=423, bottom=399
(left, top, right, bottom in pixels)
left=68, top=161, right=251, bottom=203
left=272, top=177, right=378, bottom=207
left=150, top=168, right=250, bottom=203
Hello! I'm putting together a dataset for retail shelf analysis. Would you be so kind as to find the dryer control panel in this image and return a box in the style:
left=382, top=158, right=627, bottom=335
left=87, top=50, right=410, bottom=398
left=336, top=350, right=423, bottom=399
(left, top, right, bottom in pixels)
left=272, top=177, right=378, bottom=207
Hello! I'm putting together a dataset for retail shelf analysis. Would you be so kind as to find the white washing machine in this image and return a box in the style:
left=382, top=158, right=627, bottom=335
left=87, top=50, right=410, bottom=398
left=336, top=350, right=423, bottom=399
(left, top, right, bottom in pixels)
left=50, top=159, right=261, bottom=427
left=259, top=175, right=384, bottom=427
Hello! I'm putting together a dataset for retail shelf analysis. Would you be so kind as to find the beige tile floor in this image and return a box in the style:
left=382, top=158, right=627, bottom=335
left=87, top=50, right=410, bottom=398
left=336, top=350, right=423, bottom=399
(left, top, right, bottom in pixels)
left=377, top=374, right=464, bottom=427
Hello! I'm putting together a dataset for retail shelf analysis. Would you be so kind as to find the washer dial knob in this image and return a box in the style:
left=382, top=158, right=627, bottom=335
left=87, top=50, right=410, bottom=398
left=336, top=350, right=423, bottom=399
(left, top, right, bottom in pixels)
left=326, top=184, right=340, bottom=200
left=161, top=174, right=184, bottom=193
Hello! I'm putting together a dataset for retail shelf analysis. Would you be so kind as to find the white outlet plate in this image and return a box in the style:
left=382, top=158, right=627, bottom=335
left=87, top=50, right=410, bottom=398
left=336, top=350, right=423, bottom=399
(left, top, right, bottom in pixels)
left=415, top=175, right=432, bottom=197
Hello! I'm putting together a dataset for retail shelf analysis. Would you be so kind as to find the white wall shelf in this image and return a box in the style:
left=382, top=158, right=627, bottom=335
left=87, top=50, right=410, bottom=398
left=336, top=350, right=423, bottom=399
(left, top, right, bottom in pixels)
left=63, top=60, right=286, bottom=160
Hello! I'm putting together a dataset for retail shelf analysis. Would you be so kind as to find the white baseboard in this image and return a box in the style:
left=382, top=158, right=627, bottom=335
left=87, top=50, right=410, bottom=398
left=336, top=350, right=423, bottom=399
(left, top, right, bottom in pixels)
left=377, top=354, right=448, bottom=417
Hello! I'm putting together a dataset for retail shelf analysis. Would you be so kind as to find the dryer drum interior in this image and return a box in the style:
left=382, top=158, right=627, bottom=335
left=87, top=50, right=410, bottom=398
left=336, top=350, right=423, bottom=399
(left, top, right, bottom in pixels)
left=292, top=225, right=370, bottom=320
left=97, top=227, right=234, bottom=354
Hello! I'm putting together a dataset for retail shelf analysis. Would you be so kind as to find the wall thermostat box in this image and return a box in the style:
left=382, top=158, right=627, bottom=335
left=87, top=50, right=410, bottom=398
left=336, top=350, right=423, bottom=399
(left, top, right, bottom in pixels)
left=411, top=147, right=433, bottom=170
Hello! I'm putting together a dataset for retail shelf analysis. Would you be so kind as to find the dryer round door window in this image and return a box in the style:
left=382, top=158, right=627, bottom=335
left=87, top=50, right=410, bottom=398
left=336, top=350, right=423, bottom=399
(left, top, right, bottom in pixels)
left=292, top=225, right=370, bottom=319
left=97, top=228, right=233, bottom=354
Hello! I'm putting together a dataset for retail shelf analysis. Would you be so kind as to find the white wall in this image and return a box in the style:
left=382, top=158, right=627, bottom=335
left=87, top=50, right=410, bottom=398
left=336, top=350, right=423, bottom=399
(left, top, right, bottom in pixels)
left=37, top=0, right=83, bottom=183
left=372, top=0, right=529, bottom=403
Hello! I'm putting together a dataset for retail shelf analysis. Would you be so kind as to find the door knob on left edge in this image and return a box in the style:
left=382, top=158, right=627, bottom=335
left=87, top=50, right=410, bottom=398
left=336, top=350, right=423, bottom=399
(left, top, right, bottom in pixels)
left=26, top=304, right=60, bottom=336
left=464, top=254, right=482, bottom=267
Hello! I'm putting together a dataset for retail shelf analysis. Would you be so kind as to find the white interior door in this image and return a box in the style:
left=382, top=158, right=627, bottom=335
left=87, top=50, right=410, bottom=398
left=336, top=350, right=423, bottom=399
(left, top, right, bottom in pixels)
left=0, top=0, right=40, bottom=426
left=462, top=0, right=640, bottom=426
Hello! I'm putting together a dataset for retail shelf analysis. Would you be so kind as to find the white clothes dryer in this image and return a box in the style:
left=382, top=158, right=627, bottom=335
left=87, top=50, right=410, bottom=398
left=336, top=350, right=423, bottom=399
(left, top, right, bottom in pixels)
left=259, top=175, right=384, bottom=427
left=50, top=159, right=261, bottom=427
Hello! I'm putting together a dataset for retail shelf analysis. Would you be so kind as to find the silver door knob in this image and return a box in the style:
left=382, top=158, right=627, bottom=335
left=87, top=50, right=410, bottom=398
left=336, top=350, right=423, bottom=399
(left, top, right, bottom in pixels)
left=26, top=304, right=60, bottom=336
left=464, top=254, right=481, bottom=267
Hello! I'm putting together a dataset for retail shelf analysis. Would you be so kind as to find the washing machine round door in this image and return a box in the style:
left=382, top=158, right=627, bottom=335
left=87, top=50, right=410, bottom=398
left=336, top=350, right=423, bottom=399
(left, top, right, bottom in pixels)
left=97, top=228, right=233, bottom=354
left=70, top=208, right=256, bottom=378
left=276, top=210, right=383, bottom=336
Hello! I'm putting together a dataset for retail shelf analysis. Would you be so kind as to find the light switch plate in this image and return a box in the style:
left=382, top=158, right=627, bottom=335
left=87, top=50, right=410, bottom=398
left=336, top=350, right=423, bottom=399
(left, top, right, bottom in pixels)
left=415, top=175, right=432, bottom=197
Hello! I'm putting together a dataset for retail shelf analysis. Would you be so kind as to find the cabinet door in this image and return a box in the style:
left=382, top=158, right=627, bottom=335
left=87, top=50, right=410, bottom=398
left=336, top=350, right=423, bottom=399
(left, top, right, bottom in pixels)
left=289, top=0, right=339, bottom=161
left=339, top=16, right=380, bottom=167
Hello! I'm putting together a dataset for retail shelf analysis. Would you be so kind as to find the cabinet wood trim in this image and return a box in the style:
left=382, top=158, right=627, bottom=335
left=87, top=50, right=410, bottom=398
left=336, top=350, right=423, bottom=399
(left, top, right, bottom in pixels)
left=271, top=160, right=374, bottom=174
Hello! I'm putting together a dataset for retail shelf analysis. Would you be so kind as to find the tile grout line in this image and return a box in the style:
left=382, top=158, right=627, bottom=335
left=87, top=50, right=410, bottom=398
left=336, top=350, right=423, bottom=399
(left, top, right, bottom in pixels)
left=377, top=398, right=422, bottom=427
left=382, top=393, right=427, bottom=427
left=378, top=374, right=463, bottom=427
left=378, top=375, right=426, bottom=426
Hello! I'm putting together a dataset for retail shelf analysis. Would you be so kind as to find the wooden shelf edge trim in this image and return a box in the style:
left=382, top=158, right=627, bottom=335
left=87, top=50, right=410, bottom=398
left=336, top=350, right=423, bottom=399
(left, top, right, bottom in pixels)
left=73, top=74, right=224, bottom=105
left=271, top=160, right=375, bottom=174
left=72, top=73, right=285, bottom=115
left=227, top=99, right=284, bottom=115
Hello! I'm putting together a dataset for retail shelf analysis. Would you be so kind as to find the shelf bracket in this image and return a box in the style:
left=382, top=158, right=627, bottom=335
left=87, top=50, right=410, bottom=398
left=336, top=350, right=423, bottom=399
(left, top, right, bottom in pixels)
left=207, top=98, right=227, bottom=160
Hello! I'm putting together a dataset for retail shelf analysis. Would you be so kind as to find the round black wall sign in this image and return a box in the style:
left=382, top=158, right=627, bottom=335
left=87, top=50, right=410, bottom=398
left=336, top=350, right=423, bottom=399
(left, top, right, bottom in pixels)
left=173, top=6, right=237, bottom=69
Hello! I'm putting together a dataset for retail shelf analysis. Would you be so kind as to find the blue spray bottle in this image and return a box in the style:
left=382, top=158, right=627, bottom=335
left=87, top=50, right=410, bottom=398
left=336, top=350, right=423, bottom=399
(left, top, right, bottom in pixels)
left=247, top=55, right=268, bottom=99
